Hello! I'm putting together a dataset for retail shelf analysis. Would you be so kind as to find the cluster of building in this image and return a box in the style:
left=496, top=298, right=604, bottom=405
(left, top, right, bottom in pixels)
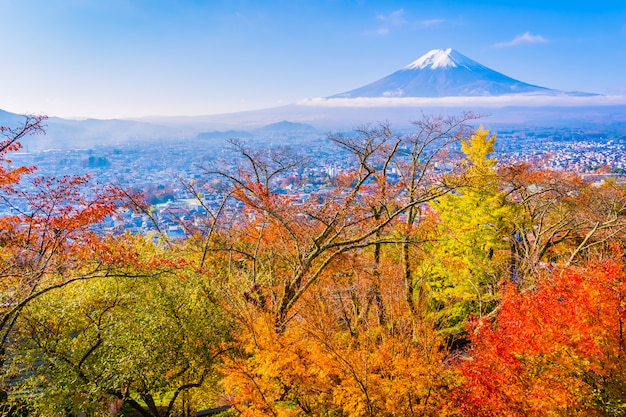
left=2, top=124, right=625, bottom=237
left=496, top=127, right=626, bottom=173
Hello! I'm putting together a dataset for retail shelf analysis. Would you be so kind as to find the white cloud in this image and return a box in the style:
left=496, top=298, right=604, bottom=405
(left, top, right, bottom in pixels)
left=382, top=88, right=404, bottom=97
left=377, top=9, right=406, bottom=26
left=373, top=10, right=447, bottom=35
left=297, top=95, right=626, bottom=109
left=373, top=9, right=406, bottom=35
left=494, top=32, right=548, bottom=48
left=417, top=18, right=446, bottom=27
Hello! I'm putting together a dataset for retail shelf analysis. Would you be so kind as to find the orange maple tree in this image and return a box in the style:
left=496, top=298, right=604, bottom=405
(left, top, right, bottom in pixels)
left=221, top=257, right=455, bottom=417
left=211, top=115, right=478, bottom=416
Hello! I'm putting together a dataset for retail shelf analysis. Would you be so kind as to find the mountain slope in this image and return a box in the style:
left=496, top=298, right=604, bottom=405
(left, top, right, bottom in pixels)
left=331, top=48, right=592, bottom=98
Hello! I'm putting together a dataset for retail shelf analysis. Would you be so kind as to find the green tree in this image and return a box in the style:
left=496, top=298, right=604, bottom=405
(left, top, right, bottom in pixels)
left=9, top=238, right=231, bottom=417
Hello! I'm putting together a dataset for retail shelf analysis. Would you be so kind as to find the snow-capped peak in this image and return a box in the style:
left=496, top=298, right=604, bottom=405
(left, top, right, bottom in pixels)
left=404, top=48, right=465, bottom=70
left=330, top=47, right=594, bottom=99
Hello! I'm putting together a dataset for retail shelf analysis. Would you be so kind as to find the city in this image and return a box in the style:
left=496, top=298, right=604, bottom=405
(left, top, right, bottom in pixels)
left=4, top=122, right=626, bottom=239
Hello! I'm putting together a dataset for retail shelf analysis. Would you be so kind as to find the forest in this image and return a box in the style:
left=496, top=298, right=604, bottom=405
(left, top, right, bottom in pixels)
left=1, top=113, right=626, bottom=416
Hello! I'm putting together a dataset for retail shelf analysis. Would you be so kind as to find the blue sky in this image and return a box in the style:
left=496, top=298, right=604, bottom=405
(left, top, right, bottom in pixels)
left=0, top=0, right=624, bottom=119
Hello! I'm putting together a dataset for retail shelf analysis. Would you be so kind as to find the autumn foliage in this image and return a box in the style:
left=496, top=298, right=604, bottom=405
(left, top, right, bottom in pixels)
left=3, top=114, right=626, bottom=416
left=1, top=116, right=198, bottom=416
left=455, top=257, right=626, bottom=415
left=221, top=261, right=455, bottom=417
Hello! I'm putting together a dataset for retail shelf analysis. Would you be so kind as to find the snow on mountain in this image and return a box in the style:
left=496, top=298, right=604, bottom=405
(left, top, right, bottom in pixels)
left=403, top=48, right=474, bottom=70
left=331, top=48, right=596, bottom=99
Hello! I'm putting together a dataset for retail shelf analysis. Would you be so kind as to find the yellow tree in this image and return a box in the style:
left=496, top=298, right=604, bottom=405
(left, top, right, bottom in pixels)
left=424, top=127, right=514, bottom=339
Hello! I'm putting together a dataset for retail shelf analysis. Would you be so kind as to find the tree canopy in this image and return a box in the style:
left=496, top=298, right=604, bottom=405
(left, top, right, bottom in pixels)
left=2, top=114, right=626, bottom=416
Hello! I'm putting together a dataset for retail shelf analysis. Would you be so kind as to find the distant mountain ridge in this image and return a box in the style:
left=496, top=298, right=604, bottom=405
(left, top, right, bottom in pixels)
left=196, top=121, right=318, bottom=142
left=255, top=120, right=317, bottom=134
left=331, top=48, right=598, bottom=99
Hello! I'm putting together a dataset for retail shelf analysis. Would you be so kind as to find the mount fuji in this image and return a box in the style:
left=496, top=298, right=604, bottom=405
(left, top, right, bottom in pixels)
left=2, top=48, right=622, bottom=149
left=331, top=48, right=596, bottom=98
